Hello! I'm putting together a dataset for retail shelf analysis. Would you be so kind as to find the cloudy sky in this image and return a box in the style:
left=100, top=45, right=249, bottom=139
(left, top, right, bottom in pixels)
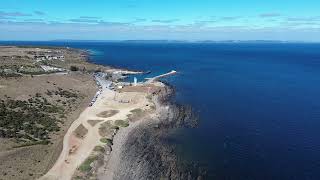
left=0, top=0, right=320, bottom=41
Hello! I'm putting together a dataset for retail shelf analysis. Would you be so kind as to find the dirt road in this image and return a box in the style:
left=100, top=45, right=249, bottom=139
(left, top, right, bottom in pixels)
left=40, top=85, right=151, bottom=180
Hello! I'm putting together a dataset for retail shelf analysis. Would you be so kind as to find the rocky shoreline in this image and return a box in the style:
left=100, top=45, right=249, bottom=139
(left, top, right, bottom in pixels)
left=0, top=45, right=201, bottom=180
left=96, top=82, right=206, bottom=180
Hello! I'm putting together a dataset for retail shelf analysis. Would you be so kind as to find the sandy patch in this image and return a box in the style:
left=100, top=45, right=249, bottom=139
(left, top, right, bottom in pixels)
left=120, top=84, right=161, bottom=94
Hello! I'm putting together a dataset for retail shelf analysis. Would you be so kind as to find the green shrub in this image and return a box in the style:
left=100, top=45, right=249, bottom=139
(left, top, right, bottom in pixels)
left=114, top=120, right=129, bottom=127
left=12, top=140, right=50, bottom=148
left=93, top=145, right=105, bottom=153
left=130, top=108, right=143, bottom=114
left=78, top=156, right=97, bottom=172
left=70, top=66, right=79, bottom=71
left=100, top=138, right=113, bottom=145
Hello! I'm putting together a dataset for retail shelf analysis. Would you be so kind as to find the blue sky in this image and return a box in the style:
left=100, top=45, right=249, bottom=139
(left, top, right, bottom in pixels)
left=0, top=0, right=320, bottom=41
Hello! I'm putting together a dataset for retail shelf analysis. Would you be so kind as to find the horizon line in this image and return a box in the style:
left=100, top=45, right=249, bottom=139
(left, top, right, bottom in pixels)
left=0, top=39, right=320, bottom=43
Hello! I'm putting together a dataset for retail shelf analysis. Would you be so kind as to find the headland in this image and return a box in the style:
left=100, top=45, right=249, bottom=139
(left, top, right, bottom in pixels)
left=0, top=45, right=201, bottom=180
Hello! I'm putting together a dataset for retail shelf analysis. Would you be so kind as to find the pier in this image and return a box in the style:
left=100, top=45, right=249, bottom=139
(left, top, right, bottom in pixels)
left=146, top=70, right=177, bottom=83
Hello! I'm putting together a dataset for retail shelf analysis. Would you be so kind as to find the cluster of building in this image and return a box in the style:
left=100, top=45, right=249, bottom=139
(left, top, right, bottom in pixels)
left=24, top=49, right=66, bottom=62
left=34, top=55, right=65, bottom=62
left=89, top=71, right=141, bottom=107
left=40, top=65, right=65, bottom=72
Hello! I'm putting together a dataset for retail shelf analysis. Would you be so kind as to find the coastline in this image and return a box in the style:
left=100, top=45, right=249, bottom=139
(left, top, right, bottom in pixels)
left=40, top=47, right=202, bottom=180
left=40, top=64, right=181, bottom=179
left=0, top=44, right=200, bottom=179
left=96, top=82, right=172, bottom=179
left=83, top=48, right=147, bottom=75
left=90, top=81, right=203, bottom=180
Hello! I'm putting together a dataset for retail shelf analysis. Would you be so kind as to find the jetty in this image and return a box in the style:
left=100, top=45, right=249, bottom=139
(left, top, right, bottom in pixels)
left=146, top=70, right=177, bottom=82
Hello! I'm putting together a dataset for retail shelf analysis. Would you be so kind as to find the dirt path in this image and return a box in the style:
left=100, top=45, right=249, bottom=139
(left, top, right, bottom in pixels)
left=40, top=87, right=151, bottom=180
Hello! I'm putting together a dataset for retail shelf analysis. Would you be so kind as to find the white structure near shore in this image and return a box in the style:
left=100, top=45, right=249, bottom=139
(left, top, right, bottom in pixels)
left=40, top=65, right=65, bottom=72
left=134, top=77, right=137, bottom=86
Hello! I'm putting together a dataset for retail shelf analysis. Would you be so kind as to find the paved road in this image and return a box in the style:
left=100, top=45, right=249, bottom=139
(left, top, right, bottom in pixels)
left=95, top=75, right=112, bottom=90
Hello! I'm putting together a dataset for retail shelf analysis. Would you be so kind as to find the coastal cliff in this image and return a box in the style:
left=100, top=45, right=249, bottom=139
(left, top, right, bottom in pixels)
left=97, top=83, right=206, bottom=180
left=0, top=45, right=204, bottom=180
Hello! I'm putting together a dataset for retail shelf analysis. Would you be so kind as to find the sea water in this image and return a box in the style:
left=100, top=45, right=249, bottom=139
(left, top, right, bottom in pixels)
left=2, top=41, right=320, bottom=179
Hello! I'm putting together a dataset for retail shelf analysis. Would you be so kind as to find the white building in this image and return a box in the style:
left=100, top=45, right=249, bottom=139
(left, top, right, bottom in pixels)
left=133, top=77, right=137, bottom=86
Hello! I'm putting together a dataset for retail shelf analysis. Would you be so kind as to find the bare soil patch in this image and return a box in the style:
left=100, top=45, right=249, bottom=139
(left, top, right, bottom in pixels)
left=120, top=84, right=162, bottom=94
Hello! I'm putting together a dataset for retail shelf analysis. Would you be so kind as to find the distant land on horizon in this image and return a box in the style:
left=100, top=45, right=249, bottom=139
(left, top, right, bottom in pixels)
left=1, top=40, right=319, bottom=44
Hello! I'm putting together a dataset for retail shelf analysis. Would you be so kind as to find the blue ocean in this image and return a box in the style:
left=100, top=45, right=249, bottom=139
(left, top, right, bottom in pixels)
left=2, top=41, right=320, bottom=179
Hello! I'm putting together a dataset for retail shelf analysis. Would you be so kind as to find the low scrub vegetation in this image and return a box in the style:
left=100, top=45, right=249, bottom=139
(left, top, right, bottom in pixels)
left=0, top=92, right=76, bottom=144
left=114, top=120, right=129, bottom=127
left=100, top=138, right=113, bottom=145
left=78, top=155, right=98, bottom=172
left=93, top=145, right=105, bottom=153
left=46, top=88, right=79, bottom=99
left=70, top=66, right=79, bottom=71
left=73, top=124, right=88, bottom=139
